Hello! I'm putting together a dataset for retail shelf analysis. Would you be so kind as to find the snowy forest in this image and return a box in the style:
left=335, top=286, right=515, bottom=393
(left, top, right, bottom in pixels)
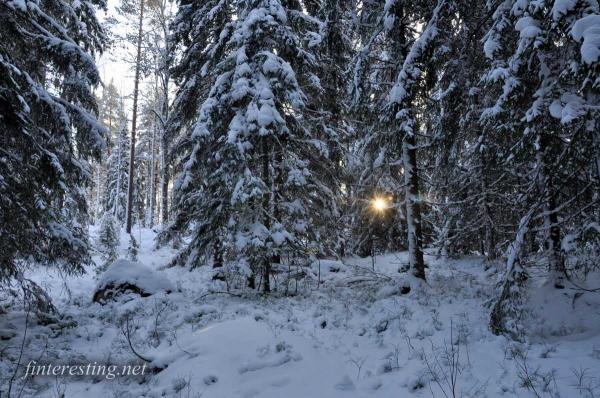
left=1, top=0, right=600, bottom=396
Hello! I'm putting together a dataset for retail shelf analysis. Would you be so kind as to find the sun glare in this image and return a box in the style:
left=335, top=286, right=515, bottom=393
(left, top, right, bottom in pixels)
left=372, top=197, right=387, bottom=212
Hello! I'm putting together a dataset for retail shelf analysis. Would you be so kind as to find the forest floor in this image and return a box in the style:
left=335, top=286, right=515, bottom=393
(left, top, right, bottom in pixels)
left=1, top=227, right=600, bottom=398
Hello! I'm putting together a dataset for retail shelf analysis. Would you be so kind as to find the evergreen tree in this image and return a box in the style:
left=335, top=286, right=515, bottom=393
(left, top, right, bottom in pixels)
left=305, top=0, right=355, bottom=257
left=146, top=0, right=176, bottom=225
left=482, top=0, right=600, bottom=336
left=105, top=122, right=131, bottom=223
left=136, top=87, right=166, bottom=228
left=127, top=233, right=139, bottom=261
left=0, top=0, right=106, bottom=283
left=351, top=0, right=452, bottom=281
left=98, top=213, right=119, bottom=265
left=91, top=80, right=124, bottom=223
left=115, top=0, right=151, bottom=233
left=423, top=0, right=497, bottom=260
left=348, top=0, right=410, bottom=258
left=165, top=0, right=340, bottom=292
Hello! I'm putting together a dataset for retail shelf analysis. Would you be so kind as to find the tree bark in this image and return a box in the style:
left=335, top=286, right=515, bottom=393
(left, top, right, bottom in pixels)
left=114, top=130, right=122, bottom=219
left=403, top=134, right=426, bottom=280
left=213, top=240, right=223, bottom=268
left=126, top=0, right=145, bottom=233
left=159, top=95, right=169, bottom=224
left=480, top=148, right=496, bottom=261
left=95, top=163, right=101, bottom=222
left=537, top=134, right=564, bottom=288
left=271, top=147, right=283, bottom=265
left=148, top=121, right=156, bottom=227
left=158, top=0, right=171, bottom=226
left=262, top=138, right=271, bottom=293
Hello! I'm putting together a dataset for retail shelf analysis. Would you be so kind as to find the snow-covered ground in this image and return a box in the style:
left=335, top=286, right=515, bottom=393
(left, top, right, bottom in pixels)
left=1, top=226, right=599, bottom=397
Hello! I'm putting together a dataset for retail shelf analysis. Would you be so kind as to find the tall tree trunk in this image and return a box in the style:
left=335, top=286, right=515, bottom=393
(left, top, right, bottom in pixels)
left=148, top=122, right=156, bottom=227
left=126, top=0, right=145, bottom=233
left=262, top=138, right=271, bottom=293
left=480, top=148, right=496, bottom=261
left=160, top=91, right=169, bottom=224
left=403, top=134, right=426, bottom=280
left=537, top=134, right=564, bottom=288
left=593, top=128, right=600, bottom=210
left=271, top=147, right=283, bottom=265
left=159, top=5, right=171, bottom=225
left=489, top=208, right=533, bottom=339
left=95, top=163, right=101, bottom=222
left=114, top=132, right=122, bottom=219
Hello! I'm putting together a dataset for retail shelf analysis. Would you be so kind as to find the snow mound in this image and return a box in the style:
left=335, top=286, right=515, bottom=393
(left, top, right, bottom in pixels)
left=572, top=15, right=600, bottom=64
left=0, top=328, right=17, bottom=340
left=93, top=259, right=174, bottom=303
left=525, top=273, right=600, bottom=340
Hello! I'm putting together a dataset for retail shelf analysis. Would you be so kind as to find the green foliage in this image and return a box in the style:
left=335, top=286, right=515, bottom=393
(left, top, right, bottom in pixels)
left=127, top=233, right=139, bottom=261
left=0, top=0, right=106, bottom=284
left=99, top=214, right=120, bottom=265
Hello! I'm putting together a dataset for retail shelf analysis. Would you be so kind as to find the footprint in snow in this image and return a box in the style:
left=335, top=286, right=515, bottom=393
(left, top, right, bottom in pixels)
left=335, top=374, right=356, bottom=391
left=203, top=375, right=218, bottom=385
left=270, top=376, right=291, bottom=387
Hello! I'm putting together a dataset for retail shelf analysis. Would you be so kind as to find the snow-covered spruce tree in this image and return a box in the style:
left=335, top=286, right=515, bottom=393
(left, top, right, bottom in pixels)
left=90, top=80, right=123, bottom=223
left=423, top=0, right=511, bottom=262
left=90, top=154, right=107, bottom=225
left=115, top=0, right=151, bottom=233
left=136, top=79, right=173, bottom=228
left=0, top=0, right=105, bottom=284
left=567, top=8, right=600, bottom=272
left=136, top=103, right=158, bottom=228
left=303, top=0, right=354, bottom=257
left=146, top=0, right=176, bottom=225
left=351, top=0, right=450, bottom=281
left=113, top=0, right=175, bottom=230
left=388, top=0, right=450, bottom=282
left=105, top=121, right=131, bottom=224
left=165, top=0, right=339, bottom=292
left=156, top=0, right=228, bottom=254
left=348, top=0, right=412, bottom=258
left=98, top=213, right=119, bottom=265
left=483, top=0, right=600, bottom=336
left=127, top=233, right=139, bottom=261
left=489, top=209, right=533, bottom=340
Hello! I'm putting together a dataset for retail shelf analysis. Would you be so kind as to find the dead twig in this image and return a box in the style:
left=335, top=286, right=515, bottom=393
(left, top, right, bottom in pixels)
left=197, top=291, right=242, bottom=300
left=120, top=312, right=152, bottom=363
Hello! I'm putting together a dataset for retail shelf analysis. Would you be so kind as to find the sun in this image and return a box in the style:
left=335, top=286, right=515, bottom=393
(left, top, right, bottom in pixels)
left=372, top=197, right=388, bottom=212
